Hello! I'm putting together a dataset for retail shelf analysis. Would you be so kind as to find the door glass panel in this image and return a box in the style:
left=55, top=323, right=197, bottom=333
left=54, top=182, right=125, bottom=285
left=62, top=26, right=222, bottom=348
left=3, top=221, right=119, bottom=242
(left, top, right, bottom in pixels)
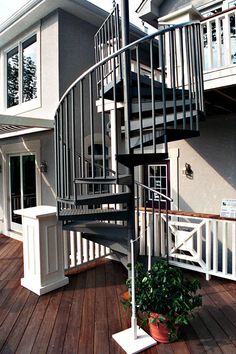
left=10, top=156, right=21, bottom=224
left=23, top=155, right=36, bottom=208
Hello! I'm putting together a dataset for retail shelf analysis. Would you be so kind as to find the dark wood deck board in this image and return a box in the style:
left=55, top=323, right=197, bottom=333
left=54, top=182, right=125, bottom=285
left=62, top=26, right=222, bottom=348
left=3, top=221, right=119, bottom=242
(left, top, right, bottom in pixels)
left=1, top=292, right=39, bottom=354
left=1, top=235, right=236, bottom=354
left=78, top=267, right=96, bottom=354
left=62, top=271, right=86, bottom=354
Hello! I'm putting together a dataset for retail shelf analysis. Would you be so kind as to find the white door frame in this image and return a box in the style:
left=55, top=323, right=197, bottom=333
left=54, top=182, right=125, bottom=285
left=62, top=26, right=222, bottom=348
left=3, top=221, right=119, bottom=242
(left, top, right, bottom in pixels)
left=1, top=140, right=41, bottom=239
left=9, top=153, right=37, bottom=232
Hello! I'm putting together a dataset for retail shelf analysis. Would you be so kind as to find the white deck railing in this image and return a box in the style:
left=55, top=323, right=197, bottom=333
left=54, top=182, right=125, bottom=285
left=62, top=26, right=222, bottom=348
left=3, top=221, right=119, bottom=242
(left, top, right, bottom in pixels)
left=63, top=230, right=111, bottom=271
left=140, top=211, right=236, bottom=281
left=201, top=7, right=236, bottom=71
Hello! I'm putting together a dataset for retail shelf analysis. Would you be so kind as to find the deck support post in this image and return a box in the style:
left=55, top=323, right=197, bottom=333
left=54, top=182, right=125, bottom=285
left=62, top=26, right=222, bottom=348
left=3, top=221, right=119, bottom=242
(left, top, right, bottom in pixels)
left=14, top=206, right=68, bottom=295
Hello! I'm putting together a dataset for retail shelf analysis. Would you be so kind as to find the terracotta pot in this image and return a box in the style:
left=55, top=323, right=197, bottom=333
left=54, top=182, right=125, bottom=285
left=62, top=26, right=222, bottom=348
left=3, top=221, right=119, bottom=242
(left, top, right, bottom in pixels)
left=148, top=313, right=170, bottom=343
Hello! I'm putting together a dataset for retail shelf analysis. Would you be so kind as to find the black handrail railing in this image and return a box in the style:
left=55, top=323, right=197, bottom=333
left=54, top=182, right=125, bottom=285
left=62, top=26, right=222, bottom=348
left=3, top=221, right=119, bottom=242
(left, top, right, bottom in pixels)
left=55, top=20, right=204, bottom=217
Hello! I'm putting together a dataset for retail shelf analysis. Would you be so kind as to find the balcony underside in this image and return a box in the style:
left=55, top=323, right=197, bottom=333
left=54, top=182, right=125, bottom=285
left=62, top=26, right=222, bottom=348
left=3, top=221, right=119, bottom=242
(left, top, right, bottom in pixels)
left=2, top=234, right=236, bottom=353
left=204, top=84, right=236, bottom=115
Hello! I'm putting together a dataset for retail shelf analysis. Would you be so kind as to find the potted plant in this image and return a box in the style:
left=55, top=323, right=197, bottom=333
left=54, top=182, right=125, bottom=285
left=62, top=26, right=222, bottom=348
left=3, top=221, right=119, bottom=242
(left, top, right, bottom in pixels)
left=122, top=259, right=202, bottom=343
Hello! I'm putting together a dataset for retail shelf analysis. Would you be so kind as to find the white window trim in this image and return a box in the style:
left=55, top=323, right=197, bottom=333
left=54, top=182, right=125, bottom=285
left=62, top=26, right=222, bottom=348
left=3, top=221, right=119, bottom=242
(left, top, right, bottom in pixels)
left=1, top=140, right=41, bottom=239
left=3, top=24, right=41, bottom=115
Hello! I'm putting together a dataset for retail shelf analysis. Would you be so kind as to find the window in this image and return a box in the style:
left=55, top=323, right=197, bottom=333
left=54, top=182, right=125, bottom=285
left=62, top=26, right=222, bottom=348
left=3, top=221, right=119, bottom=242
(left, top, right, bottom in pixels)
left=6, top=32, right=38, bottom=109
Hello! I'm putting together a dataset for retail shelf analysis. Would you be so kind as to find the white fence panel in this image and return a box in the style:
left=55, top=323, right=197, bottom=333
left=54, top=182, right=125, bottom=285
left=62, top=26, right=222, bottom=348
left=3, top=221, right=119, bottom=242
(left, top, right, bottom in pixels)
left=141, top=211, right=236, bottom=281
left=63, top=231, right=111, bottom=271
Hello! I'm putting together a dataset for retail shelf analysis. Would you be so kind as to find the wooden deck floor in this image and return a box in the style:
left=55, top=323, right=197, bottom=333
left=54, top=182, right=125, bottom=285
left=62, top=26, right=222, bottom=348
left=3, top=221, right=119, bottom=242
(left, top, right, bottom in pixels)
left=1, top=234, right=236, bottom=354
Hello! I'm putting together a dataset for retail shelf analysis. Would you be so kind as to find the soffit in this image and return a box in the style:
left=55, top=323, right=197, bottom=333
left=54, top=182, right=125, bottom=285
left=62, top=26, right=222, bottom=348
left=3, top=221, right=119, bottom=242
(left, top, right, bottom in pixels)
left=0, top=0, right=109, bottom=48
left=0, top=114, right=54, bottom=139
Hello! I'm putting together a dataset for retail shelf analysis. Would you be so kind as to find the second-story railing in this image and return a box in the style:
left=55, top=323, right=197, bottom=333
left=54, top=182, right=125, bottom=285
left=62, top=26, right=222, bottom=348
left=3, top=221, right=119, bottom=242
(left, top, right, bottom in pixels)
left=201, top=6, right=236, bottom=71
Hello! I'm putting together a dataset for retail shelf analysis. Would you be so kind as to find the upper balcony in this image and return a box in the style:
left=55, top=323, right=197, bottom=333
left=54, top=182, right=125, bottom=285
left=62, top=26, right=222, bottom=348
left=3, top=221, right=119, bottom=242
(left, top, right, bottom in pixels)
left=202, top=6, right=236, bottom=90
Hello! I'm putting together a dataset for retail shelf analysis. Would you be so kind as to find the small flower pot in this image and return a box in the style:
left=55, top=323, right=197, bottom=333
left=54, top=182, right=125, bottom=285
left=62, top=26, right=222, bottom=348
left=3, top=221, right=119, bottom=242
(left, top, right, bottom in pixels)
left=148, top=313, right=177, bottom=343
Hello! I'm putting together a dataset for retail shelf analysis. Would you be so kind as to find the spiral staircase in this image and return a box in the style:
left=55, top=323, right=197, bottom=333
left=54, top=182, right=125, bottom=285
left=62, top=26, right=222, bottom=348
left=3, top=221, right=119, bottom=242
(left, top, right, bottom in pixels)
left=54, top=5, right=204, bottom=267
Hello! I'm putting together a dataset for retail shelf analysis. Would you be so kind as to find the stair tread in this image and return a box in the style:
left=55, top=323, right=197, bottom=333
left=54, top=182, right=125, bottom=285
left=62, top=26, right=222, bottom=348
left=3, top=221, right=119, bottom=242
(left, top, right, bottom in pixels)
left=64, top=220, right=127, bottom=233
left=59, top=208, right=129, bottom=221
left=116, top=152, right=168, bottom=167
left=60, top=208, right=128, bottom=215
left=130, top=110, right=198, bottom=131
left=131, top=129, right=200, bottom=149
left=131, top=98, right=196, bottom=114
left=74, top=192, right=130, bottom=200
left=64, top=221, right=128, bottom=254
left=82, top=235, right=128, bottom=255
left=74, top=174, right=130, bottom=184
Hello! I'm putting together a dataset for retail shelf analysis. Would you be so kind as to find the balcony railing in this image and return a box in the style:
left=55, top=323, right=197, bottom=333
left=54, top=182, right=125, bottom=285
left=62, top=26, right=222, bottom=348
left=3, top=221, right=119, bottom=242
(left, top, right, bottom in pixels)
left=201, top=6, right=236, bottom=71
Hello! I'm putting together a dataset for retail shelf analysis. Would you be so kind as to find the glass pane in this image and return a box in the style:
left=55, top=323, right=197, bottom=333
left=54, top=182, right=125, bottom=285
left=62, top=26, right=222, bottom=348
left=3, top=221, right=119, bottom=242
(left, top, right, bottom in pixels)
left=7, top=47, right=19, bottom=108
left=22, top=34, right=37, bottom=102
left=230, top=14, right=236, bottom=64
left=23, top=155, right=36, bottom=208
left=10, top=156, right=21, bottom=224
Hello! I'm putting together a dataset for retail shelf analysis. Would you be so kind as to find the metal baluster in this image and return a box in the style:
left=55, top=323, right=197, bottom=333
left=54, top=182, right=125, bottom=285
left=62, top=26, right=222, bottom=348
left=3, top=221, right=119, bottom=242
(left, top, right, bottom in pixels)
left=65, top=95, right=70, bottom=199
left=150, top=39, right=156, bottom=153
left=170, top=30, right=177, bottom=129
left=71, top=88, right=77, bottom=202
left=185, top=26, right=193, bottom=130
left=101, top=65, right=106, bottom=178
left=179, top=27, right=186, bottom=130
left=160, top=34, right=167, bottom=153
left=89, top=73, right=95, bottom=179
left=136, top=45, right=143, bottom=153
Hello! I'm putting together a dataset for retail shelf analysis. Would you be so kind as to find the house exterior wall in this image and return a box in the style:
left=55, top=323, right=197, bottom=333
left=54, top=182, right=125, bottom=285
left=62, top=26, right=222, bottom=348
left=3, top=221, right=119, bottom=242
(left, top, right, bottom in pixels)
left=58, top=10, right=98, bottom=97
left=169, top=113, right=236, bottom=214
left=158, top=0, right=215, bottom=17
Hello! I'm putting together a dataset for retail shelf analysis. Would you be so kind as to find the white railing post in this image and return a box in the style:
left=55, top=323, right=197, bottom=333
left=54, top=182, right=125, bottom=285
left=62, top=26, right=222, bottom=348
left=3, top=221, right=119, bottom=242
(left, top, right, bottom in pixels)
left=232, top=223, right=236, bottom=278
left=224, top=13, right=231, bottom=66
left=222, top=221, right=228, bottom=276
left=205, top=219, right=211, bottom=281
left=207, top=21, right=213, bottom=69
left=212, top=220, right=218, bottom=274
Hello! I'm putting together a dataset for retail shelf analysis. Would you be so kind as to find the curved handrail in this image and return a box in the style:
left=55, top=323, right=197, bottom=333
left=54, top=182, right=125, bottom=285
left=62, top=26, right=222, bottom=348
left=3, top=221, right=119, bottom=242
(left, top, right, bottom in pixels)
left=56, top=20, right=200, bottom=109
left=135, top=180, right=173, bottom=203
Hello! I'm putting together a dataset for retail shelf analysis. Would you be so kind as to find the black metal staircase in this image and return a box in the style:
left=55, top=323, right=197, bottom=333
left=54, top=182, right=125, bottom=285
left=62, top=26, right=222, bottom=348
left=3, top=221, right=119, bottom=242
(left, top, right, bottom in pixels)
left=54, top=5, right=204, bottom=267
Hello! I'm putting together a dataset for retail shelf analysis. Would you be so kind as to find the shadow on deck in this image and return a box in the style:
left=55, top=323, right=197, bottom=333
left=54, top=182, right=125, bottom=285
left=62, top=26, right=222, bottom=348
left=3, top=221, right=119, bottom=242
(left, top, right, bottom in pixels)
left=1, top=234, right=236, bottom=354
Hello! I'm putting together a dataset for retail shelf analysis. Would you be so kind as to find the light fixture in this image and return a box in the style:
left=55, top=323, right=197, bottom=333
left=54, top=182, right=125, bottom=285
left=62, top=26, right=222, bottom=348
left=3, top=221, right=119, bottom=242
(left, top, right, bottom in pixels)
left=182, top=163, right=193, bottom=178
left=0, top=165, right=2, bottom=173
left=40, top=161, right=48, bottom=173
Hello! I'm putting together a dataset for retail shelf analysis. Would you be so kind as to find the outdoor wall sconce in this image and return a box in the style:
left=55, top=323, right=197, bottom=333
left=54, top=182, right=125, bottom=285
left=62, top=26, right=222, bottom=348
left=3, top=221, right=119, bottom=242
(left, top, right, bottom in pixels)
left=182, top=163, right=193, bottom=178
left=0, top=165, right=2, bottom=173
left=40, top=161, right=48, bottom=173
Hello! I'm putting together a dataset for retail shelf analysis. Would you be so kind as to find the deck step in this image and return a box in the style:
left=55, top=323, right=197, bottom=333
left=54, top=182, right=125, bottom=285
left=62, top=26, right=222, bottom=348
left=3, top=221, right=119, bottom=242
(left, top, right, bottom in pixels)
left=59, top=208, right=130, bottom=221
left=116, top=153, right=168, bottom=167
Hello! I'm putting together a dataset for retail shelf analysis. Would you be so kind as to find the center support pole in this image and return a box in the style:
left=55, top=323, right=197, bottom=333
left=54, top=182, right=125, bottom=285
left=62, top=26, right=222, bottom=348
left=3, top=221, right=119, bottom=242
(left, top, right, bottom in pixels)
left=112, top=2, right=157, bottom=352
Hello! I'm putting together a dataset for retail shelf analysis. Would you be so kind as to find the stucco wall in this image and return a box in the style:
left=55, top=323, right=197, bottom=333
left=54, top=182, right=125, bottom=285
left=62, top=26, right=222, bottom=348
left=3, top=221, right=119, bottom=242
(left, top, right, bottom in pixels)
left=169, top=113, right=236, bottom=214
left=58, top=10, right=98, bottom=97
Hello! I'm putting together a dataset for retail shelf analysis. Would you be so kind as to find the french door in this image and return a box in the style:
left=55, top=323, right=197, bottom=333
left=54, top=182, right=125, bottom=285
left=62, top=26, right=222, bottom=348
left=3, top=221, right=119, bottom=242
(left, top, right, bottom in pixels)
left=9, top=154, right=36, bottom=232
left=144, top=162, right=170, bottom=209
